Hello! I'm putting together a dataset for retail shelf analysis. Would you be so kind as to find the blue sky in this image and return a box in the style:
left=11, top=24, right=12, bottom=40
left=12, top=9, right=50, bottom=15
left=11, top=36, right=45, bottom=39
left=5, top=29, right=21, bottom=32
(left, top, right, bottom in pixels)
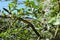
left=0, top=0, right=37, bottom=19
left=0, top=0, right=25, bottom=13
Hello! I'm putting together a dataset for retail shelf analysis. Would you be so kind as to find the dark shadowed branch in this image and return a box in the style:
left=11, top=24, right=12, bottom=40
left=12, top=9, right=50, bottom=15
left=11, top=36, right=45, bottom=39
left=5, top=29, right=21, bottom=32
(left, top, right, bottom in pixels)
left=1, top=8, right=43, bottom=39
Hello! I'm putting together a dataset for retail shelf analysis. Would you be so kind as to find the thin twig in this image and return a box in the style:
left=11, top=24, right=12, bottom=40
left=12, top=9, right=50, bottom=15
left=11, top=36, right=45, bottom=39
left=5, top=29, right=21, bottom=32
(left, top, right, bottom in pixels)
left=54, top=25, right=59, bottom=38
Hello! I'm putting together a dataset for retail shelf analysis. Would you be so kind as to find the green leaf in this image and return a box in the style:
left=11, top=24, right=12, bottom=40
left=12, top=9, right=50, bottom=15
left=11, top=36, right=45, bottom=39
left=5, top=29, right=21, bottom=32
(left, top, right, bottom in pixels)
left=8, top=3, right=14, bottom=8
left=48, top=17, right=56, bottom=24
left=18, top=27, right=22, bottom=32
left=17, top=8, right=23, bottom=15
left=0, top=32, right=4, bottom=37
left=53, top=19, right=60, bottom=25
left=7, top=29, right=11, bottom=33
left=54, top=5, right=59, bottom=12
left=24, top=29, right=28, bottom=33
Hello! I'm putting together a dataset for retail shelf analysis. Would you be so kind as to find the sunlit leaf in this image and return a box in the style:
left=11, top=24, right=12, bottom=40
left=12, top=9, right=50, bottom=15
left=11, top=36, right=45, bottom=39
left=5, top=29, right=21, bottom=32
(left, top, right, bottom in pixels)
left=48, top=17, right=56, bottom=24
left=24, top=29, right=28, bottom=33
left=53, top=19, right=60, bottom=25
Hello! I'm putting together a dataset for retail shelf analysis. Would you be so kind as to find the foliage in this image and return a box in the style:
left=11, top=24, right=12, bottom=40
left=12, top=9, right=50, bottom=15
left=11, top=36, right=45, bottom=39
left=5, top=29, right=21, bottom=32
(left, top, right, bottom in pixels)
left=0, top=0, right=60, bottom=40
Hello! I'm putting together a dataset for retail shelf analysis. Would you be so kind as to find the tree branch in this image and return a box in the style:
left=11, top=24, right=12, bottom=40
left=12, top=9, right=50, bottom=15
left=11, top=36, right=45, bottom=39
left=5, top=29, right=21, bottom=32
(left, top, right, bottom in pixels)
left=2, top=8, right=43, bottom=38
